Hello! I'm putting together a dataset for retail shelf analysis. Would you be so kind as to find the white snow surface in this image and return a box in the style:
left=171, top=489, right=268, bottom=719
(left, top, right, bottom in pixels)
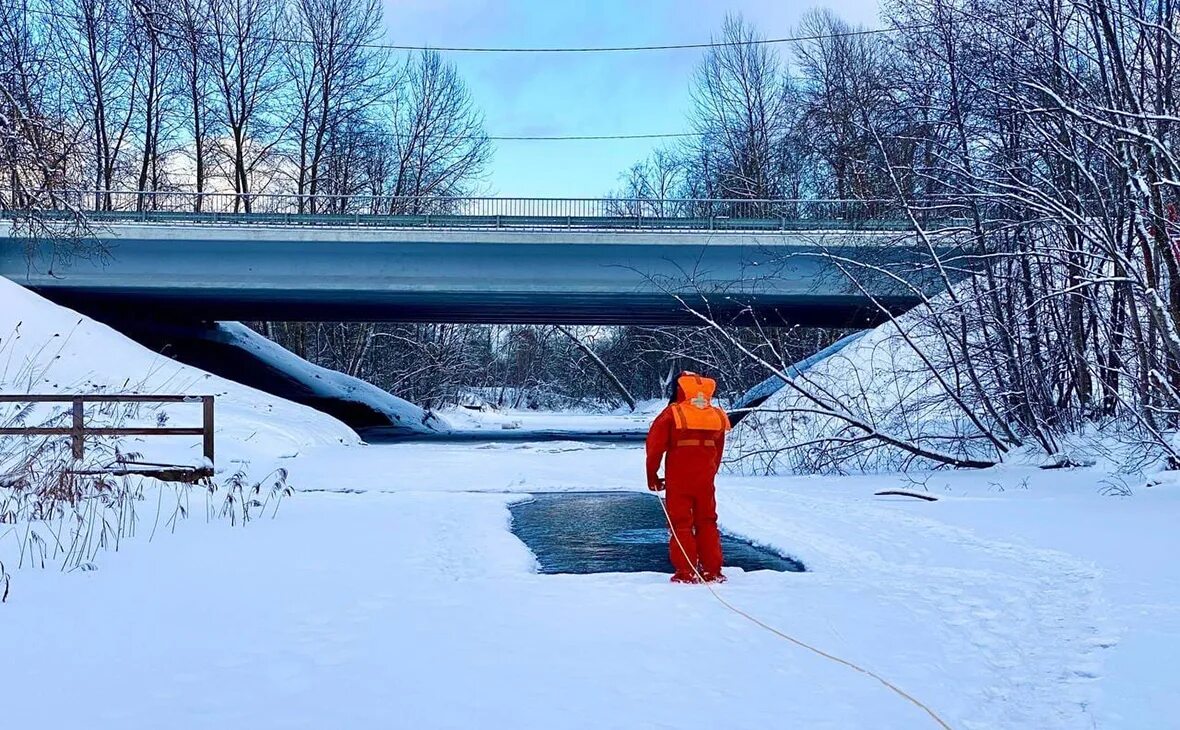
left=3, top=432, right=1178, bottom=729
left=438, top=399, right=662, bottom=433
left=214, top=322, right=449, bottom=434
left=0, top=276, right=359, bottom=466
left=2, top=277, right=1177, bottom=728
left=730, top=302, right=1010, bottom=474
left=732, top=330, right=869, bottom=410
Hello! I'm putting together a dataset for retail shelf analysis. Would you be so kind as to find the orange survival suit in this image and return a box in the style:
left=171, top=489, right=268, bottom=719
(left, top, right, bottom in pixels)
left=645, top=372, right=731, bottom=583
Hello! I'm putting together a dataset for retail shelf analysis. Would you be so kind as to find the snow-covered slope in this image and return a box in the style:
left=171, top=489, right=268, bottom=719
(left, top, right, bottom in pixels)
left=0, top=277, right=360, bottom=466
left=730, top=304, right=993, bottom=474
left=203, top=322, right=448, bottom=434
left=730, top=330, right=868, bottom=424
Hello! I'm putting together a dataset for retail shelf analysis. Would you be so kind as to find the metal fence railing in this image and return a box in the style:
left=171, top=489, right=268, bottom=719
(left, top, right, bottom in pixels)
left=0, top=190, right=944, bottom=231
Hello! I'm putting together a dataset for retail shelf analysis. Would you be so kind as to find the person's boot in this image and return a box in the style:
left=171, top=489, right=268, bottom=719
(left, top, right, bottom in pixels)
left=700, top=571, right=727, bottom=584
left=670, top=572, right=701, bottom=584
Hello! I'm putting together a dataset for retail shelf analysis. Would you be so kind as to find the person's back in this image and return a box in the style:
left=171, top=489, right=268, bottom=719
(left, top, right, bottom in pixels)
left=645, top=372, right=731, bottom=583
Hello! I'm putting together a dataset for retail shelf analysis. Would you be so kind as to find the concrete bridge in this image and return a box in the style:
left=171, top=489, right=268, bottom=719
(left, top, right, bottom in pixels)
left=0, top=193, right=950, bottom=326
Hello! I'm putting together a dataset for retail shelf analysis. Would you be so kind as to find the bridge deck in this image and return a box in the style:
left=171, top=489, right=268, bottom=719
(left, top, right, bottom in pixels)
left=1, top=216, right=947, bottom=326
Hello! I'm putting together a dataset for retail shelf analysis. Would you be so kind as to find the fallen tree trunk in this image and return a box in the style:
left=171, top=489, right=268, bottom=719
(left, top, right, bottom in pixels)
left=874, top=490, right=939, bottom=502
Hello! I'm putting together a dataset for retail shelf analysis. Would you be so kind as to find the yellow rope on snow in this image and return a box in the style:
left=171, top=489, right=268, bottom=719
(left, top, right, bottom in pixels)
left=652, top=491, right=953, bottom=730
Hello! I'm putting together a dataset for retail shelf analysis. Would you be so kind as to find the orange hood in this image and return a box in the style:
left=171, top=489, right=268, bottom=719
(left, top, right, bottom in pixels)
left=670, top=372, right=729, bottom=432
left=674, top=372, right=717, bottom=407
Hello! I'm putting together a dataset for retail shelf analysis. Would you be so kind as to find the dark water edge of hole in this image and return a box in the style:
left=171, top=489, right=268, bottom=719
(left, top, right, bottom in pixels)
left=510, top=491, right=805, bottom=575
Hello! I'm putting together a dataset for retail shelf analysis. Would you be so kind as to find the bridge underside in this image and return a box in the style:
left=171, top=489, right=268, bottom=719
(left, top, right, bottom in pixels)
left=2, top=222, right=943, bottom=327
left=41, top=287, right=911, bottom=327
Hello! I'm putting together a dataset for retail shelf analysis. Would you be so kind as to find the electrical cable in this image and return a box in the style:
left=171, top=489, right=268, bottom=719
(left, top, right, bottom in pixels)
left=6, top=5, right=925, bottom=54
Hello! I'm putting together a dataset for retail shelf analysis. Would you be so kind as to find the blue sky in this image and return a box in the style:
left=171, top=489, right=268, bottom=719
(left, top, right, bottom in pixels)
left=379, top=1, right=881, bottom=197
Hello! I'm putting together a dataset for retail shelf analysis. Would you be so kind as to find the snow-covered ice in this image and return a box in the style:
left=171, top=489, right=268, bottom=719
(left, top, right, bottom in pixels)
left=437, top=399, right=661, bottom=434
left=3, top=435, right=1177, bottom=729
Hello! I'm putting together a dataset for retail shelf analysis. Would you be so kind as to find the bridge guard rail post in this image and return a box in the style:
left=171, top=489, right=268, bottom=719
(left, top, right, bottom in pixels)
left=0, top=191, right=923, bottom=231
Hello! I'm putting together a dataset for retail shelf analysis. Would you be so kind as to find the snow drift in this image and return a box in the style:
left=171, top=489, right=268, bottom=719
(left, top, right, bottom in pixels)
left=729, top=330, right=868, bottom=425
left=0, top=276, right=360, bottom=467
left=729, top=301, right=1002, bottom=474
left=120, top=320, right=449, bottom=435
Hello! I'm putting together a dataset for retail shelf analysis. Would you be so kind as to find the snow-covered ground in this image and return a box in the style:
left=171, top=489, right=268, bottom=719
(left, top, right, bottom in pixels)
left=437, top=400, right=661, bottom=434
left=3, top=276, right=1178, bottom=728
left=3, top=435, right=1177, bottom=729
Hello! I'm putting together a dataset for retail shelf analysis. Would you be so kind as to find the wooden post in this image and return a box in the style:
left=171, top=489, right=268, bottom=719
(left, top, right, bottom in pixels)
left=71, top=398, right=84, bottom=460
left=202, top=396, right=215, bottom=467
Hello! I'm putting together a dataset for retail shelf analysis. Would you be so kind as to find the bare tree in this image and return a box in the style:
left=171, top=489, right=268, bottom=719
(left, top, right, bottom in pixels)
left=316, top=120, right=386, bottom=207
left=128, top=0, right=174, bottom=209
left=552, top=325, right=637, bottom=410
left=602, top=5, right=1180, bottom=472
left=794, top=9, right=893, bottom=202
left=608, top=147, right=688, bottom=216
left=683, top=14, right=799, bottom=207
left=380, top=50, right=491, bottom=211
left=207, top=0, right=286, bottom=211
left=282, top=0, right=388, bottom=212
left=165, top=0, right=216, bottom=210
left=57, top=0, right=140, bottom=210
left=1, top=0, right=99, bottom=264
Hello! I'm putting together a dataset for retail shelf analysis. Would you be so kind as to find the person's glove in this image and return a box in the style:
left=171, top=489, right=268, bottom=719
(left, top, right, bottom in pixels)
left=648, top=477, right=666, bottom=492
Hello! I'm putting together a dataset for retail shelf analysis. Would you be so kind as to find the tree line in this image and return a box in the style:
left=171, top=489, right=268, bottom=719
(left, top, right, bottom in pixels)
left=0, top=0, right=490, bottom=214
left=619, top=5, right=1180, bottom=468
left=252, top=321, right=843, bottom=411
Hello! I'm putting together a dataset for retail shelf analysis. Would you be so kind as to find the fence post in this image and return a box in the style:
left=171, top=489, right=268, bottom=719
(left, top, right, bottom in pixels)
left=202, top=396, right=215, bottom=467
left=72, top=398, right=84, bottom=460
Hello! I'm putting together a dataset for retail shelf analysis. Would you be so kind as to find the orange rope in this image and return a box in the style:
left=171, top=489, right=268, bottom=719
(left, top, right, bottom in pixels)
left=652, top=491, right=953, bottom=730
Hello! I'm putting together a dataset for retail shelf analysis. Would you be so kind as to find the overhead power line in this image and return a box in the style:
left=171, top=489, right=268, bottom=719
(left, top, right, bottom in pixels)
left=3, top=6, right=918, bottom=143
left=486, top=132, right=698, bottom=141
left=326, top=131, right=699, bottom=142
left=301, top=25, right=914, bottom=54
left=8, top=5, right=922, bottom=54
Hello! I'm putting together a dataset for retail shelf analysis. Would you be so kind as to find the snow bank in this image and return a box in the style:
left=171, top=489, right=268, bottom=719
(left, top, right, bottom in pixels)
left=730, top=302, right=994, bottom=474
left=730, top=330, right=868, bottom=423
left=0, top=277, right=360, bottom=467
left=209, top=322, right=448, bottom=434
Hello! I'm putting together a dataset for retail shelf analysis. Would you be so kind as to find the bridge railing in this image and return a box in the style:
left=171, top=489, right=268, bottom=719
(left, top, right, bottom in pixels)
left=1, top=190, right=961, bottom=230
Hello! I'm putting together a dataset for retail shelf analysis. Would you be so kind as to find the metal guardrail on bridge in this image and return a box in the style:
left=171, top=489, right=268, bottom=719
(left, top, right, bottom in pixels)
left=0, top=190, right=940, bottom=231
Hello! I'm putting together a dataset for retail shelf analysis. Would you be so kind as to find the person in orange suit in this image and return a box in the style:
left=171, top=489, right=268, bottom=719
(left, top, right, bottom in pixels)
left=646, top=371, right=731, bottom=584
